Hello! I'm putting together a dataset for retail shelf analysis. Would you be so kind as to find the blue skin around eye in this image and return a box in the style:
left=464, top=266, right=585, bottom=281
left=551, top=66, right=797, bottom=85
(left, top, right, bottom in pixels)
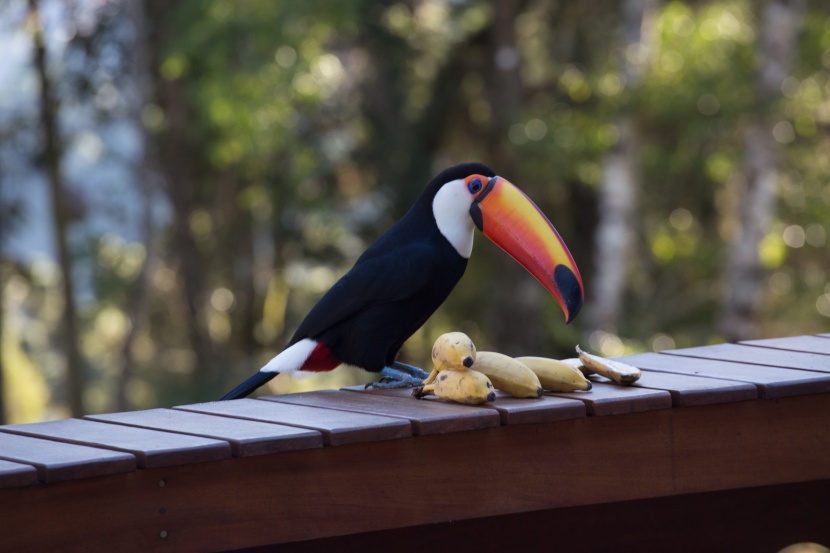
left=468, top=179, right=482, bottom=193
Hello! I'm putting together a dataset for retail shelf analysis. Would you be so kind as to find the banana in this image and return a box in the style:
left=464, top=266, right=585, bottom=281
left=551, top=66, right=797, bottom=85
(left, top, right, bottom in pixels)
left=560, top=357, right=596, bottom=377
left=422, top=332, right=477, bottom=386
left=575, top=345, right=641, bottom=385
left=472, top=351, right=542, bottom=398
left=413, top=368, right=495, bottom=405
left=515, top=356, right=592, bottom=392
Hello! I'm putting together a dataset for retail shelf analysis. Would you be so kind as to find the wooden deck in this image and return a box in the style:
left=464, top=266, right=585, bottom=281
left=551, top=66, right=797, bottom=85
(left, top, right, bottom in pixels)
left=1, top=334, right=829, bottom=552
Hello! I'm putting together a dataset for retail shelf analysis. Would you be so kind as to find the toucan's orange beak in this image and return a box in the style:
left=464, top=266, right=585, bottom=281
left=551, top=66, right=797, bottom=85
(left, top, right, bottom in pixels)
left=469, top=176, right=583, bottom=323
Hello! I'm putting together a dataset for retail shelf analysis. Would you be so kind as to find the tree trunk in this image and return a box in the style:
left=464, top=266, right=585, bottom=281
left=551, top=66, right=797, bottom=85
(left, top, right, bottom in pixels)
left=29, top=0, right=86, bottom=416
left=482, top=0, right=548, bottom=355
left=113, top=0, right=159, bottom=412
left=586, top=0, right=654, bottom=337
left=0, top=262, right=6, bottom=425
left=720, top=0, right=805, bottom=341
left=590, top=117, right=640, bottom=332
left=143, top=0, right=214, bottom=378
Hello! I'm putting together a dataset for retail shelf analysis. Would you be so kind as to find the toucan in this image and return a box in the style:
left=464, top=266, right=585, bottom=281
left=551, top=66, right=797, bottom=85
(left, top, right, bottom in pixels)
left=221, top=162, right=583, bottom=400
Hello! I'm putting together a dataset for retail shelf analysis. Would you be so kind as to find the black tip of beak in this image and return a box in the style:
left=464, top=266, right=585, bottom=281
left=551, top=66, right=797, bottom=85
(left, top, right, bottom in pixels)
left=554, top=265, right=583, bottom=323
left=463, top=356, right=474, bottom=368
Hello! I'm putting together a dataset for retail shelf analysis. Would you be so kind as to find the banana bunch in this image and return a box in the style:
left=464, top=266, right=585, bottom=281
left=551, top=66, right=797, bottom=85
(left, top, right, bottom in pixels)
left=560, top=345, right=641, bottom=385
left=414, top=332, right=495, bottom=405
left=421, top=331, right=477, bottom=386
left=414, top=332, right=596, bottom=404
left=414, top=367, right=496, bottom=405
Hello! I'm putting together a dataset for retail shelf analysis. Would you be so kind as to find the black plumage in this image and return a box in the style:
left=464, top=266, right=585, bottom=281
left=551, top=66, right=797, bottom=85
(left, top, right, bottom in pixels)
left=221, top=162, right=495, bottom=400
left=288, top=162, right=495, bottom=370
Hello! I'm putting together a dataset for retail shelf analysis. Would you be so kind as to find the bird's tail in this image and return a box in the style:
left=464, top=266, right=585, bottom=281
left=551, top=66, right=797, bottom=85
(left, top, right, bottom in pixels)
left=221, top=339, right=322, bottom=400
left=220, top=370, right=279, bottom=400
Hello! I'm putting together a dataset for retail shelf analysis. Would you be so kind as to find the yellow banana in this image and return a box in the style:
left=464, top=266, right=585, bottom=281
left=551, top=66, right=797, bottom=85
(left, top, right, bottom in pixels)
left=472, top=351, right=542, bottom=398
left=515, top=356, right=592, bottom=392
left=422, top=332, right=476, bottom=386
left=575, top=345, right=641, bottom=385
left=413, top=368, right=495, bottom=405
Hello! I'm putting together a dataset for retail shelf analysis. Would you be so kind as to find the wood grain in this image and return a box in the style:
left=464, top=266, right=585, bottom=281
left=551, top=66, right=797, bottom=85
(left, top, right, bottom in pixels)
left=348, top=386, right=588, bottom=425
left=740, top=334, right=830, bottom=356
left=608, top=363, right=758, bottom=406
left=1, top=393, right=827, bottom=553
left=1, top=419, right=230, bottom=468
left=265, top=389, right=500, bottom=435
left=258, top=479, right=830, bottom=553
left=175, top=398, right=411, bottom=446
left=621, top=352, right=830, bottom=398
left=547, top=381, right=672, bottom=415
left=0, top=432, right=135, bottom=483
left=87, top=409, right=323, bottom=457
left=662, top=343, right=830, bottom=373
left=0, top=459, right=39, bottom=488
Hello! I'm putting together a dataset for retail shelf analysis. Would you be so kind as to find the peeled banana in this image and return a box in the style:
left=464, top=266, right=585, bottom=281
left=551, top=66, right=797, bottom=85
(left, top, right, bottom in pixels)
left=421, top=332, right=477, bottom=386
left=472, top=351, right=543, bottom=398
left=515, top=356, right=592, bottom=392
left=575, top=345, right=641, bottom=385
left=560, top=357, right=587, bottom=372
left=413, top=368, right=495, bottom=405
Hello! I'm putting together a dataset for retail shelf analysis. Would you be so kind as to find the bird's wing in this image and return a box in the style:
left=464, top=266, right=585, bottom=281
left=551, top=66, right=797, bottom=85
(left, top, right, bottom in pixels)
left=288, top=243, right=435, bottom=344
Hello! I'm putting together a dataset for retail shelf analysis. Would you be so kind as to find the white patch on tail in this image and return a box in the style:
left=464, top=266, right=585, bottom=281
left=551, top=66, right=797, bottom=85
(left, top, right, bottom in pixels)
left=260, top=338, right=319, bottom=374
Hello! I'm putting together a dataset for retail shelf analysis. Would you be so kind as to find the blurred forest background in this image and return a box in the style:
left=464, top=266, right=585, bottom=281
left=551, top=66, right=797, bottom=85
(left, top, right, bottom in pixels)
left=1, top=0, right=829, bottom=424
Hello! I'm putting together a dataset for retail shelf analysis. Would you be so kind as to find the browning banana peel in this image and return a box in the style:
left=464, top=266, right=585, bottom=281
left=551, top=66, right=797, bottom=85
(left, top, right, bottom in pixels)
left=575, top=345, right=641, bottom=385
left=422, top=332, right=477, bottom=386
left=413, top=368, right=495, bottom=404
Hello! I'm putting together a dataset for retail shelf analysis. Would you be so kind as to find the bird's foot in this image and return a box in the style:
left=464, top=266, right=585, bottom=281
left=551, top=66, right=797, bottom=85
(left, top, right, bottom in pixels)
left=365, top=366, right=427, bottom=389
left=391, top=361, right=430, bottom=380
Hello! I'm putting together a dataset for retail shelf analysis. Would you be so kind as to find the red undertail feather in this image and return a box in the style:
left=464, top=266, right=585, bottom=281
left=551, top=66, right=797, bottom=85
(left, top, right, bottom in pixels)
left=301, top=342, right=341, bottom=372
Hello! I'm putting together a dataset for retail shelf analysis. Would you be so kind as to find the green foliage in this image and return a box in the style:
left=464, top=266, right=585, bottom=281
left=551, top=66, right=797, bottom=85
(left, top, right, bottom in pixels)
left=3, top=0, right=830, bottom=421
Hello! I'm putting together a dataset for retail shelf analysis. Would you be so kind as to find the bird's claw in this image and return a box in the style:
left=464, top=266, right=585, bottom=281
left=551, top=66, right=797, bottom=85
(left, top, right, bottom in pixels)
left=366, top=366, right=427, bottom=389
left=392, top=361, right=430, bottom=380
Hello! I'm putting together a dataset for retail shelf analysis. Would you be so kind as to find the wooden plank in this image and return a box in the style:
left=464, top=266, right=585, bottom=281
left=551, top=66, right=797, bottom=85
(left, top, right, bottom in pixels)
left=1, top=419, right=230, bottom=469
left=1, top=393, right=828, bottom=553
left=175, top=399, right=411, bottom=446
left=621, top=352, right=830, bottom=399
left=349, top=386, right=587, bottom=425
left=0, top=432, right=135, bottom=484
left=87, top=409, right=323, bottom=457
left=264, top=479, right=830, bottom=553
left=546, top=381, right=671, bottom=415
left=740, top=335, right=830, bottom=356
left=662, top=343, right=830, bottom=373
left=0, top=459, right=39, bottom=489
left=607, top=363, right=758, bottom=407
left=265, top=389, right=501, bottom=435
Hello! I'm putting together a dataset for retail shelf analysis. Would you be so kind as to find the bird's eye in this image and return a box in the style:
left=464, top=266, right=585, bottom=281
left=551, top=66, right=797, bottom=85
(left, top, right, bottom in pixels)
left=468, top=179, right=483, bottom=194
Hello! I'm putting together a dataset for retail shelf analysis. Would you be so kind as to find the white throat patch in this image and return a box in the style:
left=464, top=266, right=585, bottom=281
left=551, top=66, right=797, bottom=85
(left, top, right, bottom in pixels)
left=432, top=179, right=476, bottom=258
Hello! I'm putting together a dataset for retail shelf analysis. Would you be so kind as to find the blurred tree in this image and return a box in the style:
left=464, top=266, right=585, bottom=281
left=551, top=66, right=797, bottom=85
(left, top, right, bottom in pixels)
left=29, top=0, right=86, bottom=416
left=588, top=0, right=656, bottom=334
left=721, top=0, right=806, bottom=341
left=113, top=0, right=158, bottom=412
left=2, top=0, right=830, bottom=422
